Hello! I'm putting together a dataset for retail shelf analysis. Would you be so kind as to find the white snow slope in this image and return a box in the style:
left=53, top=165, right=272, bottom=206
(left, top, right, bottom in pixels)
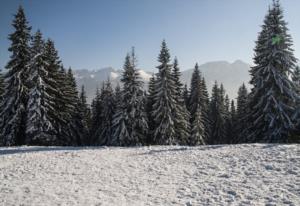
left=0, top=144, right=299, bottom=206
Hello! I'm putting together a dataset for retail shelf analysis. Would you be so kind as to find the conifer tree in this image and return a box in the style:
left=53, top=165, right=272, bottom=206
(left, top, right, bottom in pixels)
left=189, top=63, right=202, bottom=116
left=90, top=86, right=104, bottom=145
left=188, top=64, right=210, bottom=142
left=78, top=85, right=91, bottom=145
left=111, top=84, right=129, bottom=145
left=118, top=49, right=148, bottom=146
left=209, top=82, right=226, bottom=144
left=65, top=68, right=84, bottom=145
left=152, top=40, right=177, bottom=145
left=235, top=83, right=249, bottom=143
left=146, top=74, right=156, bottom=144
left=43, top=39, right=65, bottom=142
left=0, top=6, right=31, bottom=146
left=224, top=95, right=233, bottom=144
left=172, top=57, right=190, bottom=144
left=190, top=106, right=205, bottom=145
left=201, top=77, right=211, bottom=141
left=96, top=80, right=115, bottom=145
left=26, top=30, right=56, bottom=145
left=230, top=100, right=238, bottom=143
left=247, top=1, right=298, bottom=143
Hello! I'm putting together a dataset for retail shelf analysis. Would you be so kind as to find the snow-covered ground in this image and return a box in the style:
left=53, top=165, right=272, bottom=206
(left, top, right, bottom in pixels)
left=0, top=144, right=299, bottom=206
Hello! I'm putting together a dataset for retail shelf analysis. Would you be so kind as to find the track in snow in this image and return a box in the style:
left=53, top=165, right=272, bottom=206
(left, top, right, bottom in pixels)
left=0, top=144, right=299, bottom=205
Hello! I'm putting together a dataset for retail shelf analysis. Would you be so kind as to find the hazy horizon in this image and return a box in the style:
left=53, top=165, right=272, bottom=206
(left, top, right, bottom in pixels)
left=1, top=0, right=300, bottom=72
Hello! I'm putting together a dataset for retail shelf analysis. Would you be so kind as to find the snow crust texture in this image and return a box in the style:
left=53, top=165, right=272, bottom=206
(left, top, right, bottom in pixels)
left=0, top=144, right=299, bottom=205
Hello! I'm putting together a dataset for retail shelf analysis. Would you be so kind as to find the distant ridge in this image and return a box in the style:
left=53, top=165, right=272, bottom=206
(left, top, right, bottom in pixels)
left=74, top=60, right=251, bottom=103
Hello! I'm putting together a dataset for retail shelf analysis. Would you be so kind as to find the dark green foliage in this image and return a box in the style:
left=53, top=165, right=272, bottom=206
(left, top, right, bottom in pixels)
left=209, top=82, right=226, bottom=144
left=146, top=74, right=156, bottom=144
left=26, top=30, right=56, bottom=145
left=234, top=83, right=249, bottom=143
left=247, top=1, right=298, bottom=143
left=172, top=58, right=190, bottom=144
left=95, top=80, right=115, bottom=145
left=152, top=40, right=177, bottom=145
left=0, top=6, right=31, bottom=146
left=188, top=64, right=210, bottom=143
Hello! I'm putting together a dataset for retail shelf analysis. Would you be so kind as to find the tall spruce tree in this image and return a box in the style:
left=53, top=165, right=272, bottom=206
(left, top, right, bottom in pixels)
left=96, top=80, right=115, bottom=145
left=26, top=30, right=56, bottom=145
left=111, top=84, right=129, bottom=145
left=188, top=64, right=210, bottom=142
left=190, top=106, right=205, bottom=145
left=78, top=85, right=91, bottom=145
left=235, top=83, right=249, bottom=143
left=172, top=57, right=190, bottom=144
left=146, top=74, right=156, bottom=144
left=90, top=86, right=104, bottom=145
left=224, top=94, right=233, bottom=144
left=152, top=40, right=177, bottom=145
left=230, top=100, right=238, bottom=143
left=201, top=77, right=210, bottom=141
left=247, top=1, right=298, bottom=143
left=116, top=49, right=148, bottom=146
left=0, top=6, right=31, bottom=146
left=64, top=68, right=84, bottom=145
left=43, top=39, right=65, bottom=143
left=209, top=82, right=226, bottom=144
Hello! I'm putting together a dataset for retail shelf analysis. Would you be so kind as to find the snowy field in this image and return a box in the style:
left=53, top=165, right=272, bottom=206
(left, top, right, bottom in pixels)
left=0, top=144, right=299, bottom=206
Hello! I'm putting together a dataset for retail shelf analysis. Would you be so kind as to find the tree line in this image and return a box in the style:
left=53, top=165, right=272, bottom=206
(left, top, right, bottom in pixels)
left=0, top=2, right=299, bottom=147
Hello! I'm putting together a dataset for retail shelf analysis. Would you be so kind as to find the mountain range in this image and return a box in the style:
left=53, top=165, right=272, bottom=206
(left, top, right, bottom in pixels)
left=74, top=60, right=251, bottom=103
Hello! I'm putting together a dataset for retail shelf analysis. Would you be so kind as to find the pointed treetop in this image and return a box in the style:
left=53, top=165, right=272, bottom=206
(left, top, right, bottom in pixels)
left=158, top=40, right=170, bottom=64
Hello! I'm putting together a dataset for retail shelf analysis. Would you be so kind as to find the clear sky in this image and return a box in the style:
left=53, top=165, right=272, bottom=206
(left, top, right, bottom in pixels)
left=0, top=0, right=299, bottom=72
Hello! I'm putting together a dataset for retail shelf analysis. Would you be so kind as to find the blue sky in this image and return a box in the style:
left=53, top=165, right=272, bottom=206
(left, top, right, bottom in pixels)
left=0, top=0, right=299, bottom=72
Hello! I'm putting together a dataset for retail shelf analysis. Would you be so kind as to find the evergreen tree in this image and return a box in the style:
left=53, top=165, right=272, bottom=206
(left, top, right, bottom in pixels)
left=172, top=57, right=190, bottom=144
left=247, top=1, right=298, bottom=143
left=96, top=80, right=115, bottom=145
left=146, top=74, right=156, bottom=144
left=117, top=49, right=148, bottom=146
left=90, top=86, right=104, bottom=145
left=224, top=94, right=233, bottom=144
left=190, top=106, right=205, bottom=145
left=65, top=68, right=84, bottom=145
left=201, top=77, right=211, bottom=141
left=235, top=83, right=249, bottom=143
left=189, top=63, right=202, bottom=116
left=111, top=84, right=129, bottom=145
left=43, top=39, right=65, bottom=143
left=79, top=85, right=91, bottom=145
left=152, top=40, right=177, bottom=145
left=0, top=6, right=31, bottom=146
left=209, top=82, right=226, bottom=144
left=188, top=64, right=210, bottom=142
left=26, top=30, right=56, bottom=145
left=230, top=100, right=238, bottom=143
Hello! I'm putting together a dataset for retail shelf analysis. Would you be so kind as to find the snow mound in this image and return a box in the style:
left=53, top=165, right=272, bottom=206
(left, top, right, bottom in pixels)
left=0, top=144, right=299, bottom=205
